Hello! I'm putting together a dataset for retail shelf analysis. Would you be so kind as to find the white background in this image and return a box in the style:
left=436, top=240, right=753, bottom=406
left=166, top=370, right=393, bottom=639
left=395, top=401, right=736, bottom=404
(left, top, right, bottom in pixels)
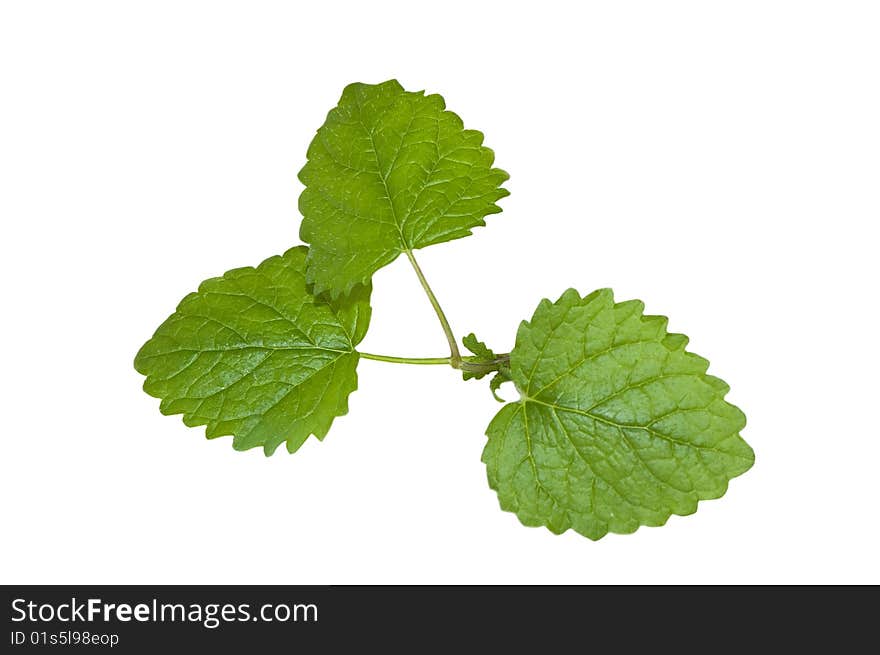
left=1, top=1, right=878, bottom=584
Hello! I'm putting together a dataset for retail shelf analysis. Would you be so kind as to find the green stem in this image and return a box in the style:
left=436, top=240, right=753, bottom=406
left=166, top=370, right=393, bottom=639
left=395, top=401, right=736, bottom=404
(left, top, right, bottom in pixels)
left=359, top=352, right=451, bottom=366
left=358, top=351, right=511, bottom=375
left=459, top=354, right=511, bottom=375
left=404, top=249, right=462, bottom=368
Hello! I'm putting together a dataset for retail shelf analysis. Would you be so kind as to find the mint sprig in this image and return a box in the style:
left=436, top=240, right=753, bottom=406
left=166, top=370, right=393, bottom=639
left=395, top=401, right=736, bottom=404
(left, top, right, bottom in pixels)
left=136, top=80, right=753, bottom=539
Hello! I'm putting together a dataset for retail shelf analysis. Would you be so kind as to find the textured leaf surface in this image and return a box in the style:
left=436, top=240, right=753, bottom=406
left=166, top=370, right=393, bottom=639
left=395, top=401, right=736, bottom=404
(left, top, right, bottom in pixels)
left=483, top=289, right=753, bottom=539
left=299, top=79, right=509, bottom=296
left=463, top=333, right=495, bottom=361
left=462, top=332, right=497, bottom=380
left=134, top=246, right=371, bottom=455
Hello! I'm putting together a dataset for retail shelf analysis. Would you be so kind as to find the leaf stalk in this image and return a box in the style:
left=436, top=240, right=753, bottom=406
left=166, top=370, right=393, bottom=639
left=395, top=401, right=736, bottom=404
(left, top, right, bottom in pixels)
left=359, top=351, right=510, bottom=374
left=404, top=249, right=462, bottom=368
left=358, top=353, right=450, bottom=365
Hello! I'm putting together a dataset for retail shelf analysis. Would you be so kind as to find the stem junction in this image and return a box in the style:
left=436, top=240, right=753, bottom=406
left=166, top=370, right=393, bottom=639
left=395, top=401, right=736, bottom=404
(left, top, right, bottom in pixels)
left=357, top=248, right=510, bottom=378
left=359, top=351, right=510, bottom=376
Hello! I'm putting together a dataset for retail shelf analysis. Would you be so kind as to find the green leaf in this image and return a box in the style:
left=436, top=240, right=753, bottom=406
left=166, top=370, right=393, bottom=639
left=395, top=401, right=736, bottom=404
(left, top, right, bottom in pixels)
left=483, top=289, right=754, bottom=539
left=462, top=332, right=496, bottom=380
left=299, top=79, right=510, bottom=296
left=489, top=371, right=510, bottom=403
left=134, top=246, right=371, bottom=455
left=462, top=333, right=495, bottom=360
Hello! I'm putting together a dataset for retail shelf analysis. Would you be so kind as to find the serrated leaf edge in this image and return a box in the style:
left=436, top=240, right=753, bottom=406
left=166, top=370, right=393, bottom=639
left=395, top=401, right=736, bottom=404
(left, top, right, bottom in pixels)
left=134, top=246, right=364, bottom=457
left=483, top=287, right=754, bottom=540
left=297, top=79, right=510, bottom=298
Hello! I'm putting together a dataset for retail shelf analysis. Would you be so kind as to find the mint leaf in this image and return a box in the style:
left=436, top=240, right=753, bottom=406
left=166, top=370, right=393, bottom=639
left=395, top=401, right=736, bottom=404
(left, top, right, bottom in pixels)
left=483, top=289, right=754, bottom=539
left=462, top=333, right=512, bottom=397
left=489, top=371, right=509, bottom=403
left=462, top=333, right=495, bottom=360
left=134, top=246, right=370, bottom=455
left=299, top=80, right=509, bottom=296
left=462, top=333, right=496, bottom=380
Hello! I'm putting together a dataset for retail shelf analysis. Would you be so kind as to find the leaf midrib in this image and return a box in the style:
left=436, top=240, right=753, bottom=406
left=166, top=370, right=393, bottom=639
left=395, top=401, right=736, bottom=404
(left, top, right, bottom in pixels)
left=355, top=91, right=411, bottom=251
left=521, top=396, right=750, bottom=461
